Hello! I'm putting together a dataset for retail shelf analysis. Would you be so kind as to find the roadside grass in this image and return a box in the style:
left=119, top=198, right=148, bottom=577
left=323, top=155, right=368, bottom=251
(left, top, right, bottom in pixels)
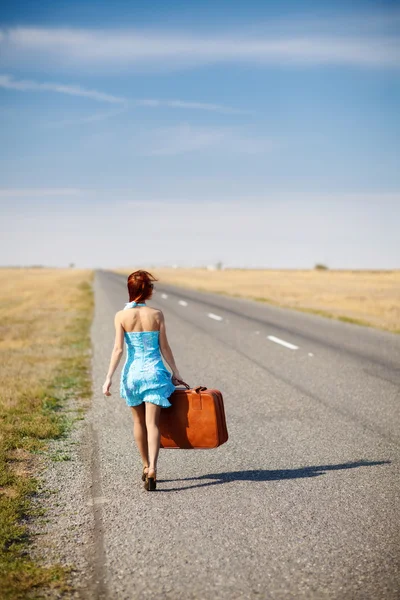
left=0, top=269, right=93, bottom=599
left=116, top=268, right=400, bottom=334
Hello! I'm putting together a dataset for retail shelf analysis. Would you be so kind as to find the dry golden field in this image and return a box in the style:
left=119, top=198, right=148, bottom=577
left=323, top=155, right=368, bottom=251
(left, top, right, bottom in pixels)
left=117, top=268, right=400, bottom=333
left=0, top=268, right=93, bottom=597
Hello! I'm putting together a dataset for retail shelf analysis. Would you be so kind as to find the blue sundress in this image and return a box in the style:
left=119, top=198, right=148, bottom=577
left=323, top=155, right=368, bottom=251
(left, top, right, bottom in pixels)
left=119, top=301, right=175, bottom=408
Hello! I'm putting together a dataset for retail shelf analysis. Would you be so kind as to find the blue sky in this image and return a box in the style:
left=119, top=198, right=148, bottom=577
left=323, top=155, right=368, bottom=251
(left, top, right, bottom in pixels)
left=0, top=0, right=399, bottom=268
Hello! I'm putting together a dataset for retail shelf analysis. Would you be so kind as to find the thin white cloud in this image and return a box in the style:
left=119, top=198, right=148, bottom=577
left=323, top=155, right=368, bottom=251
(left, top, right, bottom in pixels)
left=134, top=99, right=250, bottom=115
left=136, top=124, right=273, bottom=156
left=139, top=124, right=226, bottom=156
left=0, top=74, right=126, bottom=103
left=0, top=24, right=399, bottom=70
left=0, top=73, right=246, bottom=114
left=44, top=108, right=128, bottom=128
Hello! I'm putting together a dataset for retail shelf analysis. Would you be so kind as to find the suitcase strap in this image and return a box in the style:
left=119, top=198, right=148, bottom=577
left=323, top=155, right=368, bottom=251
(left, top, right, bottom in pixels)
left=174, top=380, right=208, bottom=410
left=191, top=386, right=207, bottom=410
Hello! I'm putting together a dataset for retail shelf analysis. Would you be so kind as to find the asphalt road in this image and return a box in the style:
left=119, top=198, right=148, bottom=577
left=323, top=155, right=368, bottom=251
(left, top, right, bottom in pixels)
left=88, top=269, right=400, bottom=600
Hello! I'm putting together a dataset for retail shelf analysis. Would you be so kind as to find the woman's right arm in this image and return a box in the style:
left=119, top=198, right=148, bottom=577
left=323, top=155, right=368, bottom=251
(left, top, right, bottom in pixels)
left=158, top=310, right=182, bottom=382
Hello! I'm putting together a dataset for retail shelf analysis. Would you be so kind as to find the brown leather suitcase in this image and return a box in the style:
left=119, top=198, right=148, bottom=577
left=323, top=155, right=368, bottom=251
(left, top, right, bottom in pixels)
left=160, top=385, right=228, bottom=449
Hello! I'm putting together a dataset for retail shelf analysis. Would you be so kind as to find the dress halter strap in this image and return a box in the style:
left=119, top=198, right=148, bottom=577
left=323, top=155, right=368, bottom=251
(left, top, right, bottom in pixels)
left=123, top=301, right=147, bottom=310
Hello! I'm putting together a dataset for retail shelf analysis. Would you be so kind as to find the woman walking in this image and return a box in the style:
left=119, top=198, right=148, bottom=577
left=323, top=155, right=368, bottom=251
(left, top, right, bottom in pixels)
left=102, top=270, right=183, bottom=491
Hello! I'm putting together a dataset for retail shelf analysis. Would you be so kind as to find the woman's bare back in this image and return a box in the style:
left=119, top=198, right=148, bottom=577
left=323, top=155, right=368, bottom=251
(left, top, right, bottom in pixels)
left=118, top=306, right=162, bottom=333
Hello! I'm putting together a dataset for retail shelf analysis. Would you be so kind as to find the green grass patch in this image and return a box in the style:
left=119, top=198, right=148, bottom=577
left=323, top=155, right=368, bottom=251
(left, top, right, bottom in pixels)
left=337, top=315, right=373, bottom=327
left=0, top=271, right=94, bottom=599
left=252, top=296, right=278, bottom=305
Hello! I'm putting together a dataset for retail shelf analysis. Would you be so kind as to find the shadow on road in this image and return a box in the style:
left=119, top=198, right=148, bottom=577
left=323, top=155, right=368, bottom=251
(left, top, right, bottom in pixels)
left=158, top=460, right=390, bottom=492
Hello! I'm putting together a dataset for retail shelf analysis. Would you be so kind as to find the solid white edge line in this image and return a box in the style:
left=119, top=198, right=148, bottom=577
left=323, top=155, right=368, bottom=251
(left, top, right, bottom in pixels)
left=267, top=335, right=299, bottom=350
left=178, top=300, right=188, bottom=306
left=208, top=313, right=223, bottom=321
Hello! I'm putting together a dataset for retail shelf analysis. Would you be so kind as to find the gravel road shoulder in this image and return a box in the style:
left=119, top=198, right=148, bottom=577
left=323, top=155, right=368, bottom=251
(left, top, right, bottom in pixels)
left=28, top=394, right=96, bottom=599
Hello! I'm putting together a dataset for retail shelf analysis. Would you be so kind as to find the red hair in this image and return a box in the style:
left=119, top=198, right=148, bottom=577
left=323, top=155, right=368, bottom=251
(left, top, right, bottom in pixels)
left=127, top=270, right=158, bottom=303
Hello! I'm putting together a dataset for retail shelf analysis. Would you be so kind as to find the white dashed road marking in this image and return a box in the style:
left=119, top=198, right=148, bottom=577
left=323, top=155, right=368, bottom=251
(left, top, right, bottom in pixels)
left=178, top=300, right=188, bottom=307
left=267, top=335, right=299, bottom=350
left=161, top=293, right=168, bottom=299
left=208, top=313, right=223, bottom=321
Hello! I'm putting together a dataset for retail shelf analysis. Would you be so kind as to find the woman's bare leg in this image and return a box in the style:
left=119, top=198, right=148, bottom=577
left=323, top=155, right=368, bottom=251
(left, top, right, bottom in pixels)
left=145, top=403, right=162, bottom=475
left=130, top=405, right=149, bottom=468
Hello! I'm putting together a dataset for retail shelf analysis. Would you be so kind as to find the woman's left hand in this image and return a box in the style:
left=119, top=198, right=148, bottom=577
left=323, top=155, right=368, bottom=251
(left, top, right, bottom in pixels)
left=102, top=378, right=112, bottom=396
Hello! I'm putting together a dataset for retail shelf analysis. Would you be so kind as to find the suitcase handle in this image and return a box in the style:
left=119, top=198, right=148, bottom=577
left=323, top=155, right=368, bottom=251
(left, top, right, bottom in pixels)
left=172, top=379, right=207, bottom=394
left=172, top=377, right=191, bottom=389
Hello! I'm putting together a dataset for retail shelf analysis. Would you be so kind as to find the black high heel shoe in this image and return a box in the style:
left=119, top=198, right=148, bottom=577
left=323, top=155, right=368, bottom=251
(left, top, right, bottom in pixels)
left=144, top=470, right=156, bottom=491
left=142, top=466, right=149, bottom=482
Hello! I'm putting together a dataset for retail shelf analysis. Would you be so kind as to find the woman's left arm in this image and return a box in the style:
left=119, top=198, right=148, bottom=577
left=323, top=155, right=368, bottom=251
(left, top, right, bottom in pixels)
left=102, top=313, right=124, bottom=396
